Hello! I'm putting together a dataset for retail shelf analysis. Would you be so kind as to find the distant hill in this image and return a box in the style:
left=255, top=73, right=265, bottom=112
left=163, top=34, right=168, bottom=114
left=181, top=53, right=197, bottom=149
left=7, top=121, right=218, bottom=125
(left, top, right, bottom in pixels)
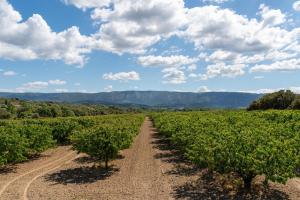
left=0, top=91, right=262, bottom=109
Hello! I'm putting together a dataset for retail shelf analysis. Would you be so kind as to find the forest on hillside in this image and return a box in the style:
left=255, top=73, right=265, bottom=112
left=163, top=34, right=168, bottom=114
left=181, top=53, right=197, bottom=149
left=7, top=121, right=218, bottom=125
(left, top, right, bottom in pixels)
left=0, top=98, right=140, bottom=119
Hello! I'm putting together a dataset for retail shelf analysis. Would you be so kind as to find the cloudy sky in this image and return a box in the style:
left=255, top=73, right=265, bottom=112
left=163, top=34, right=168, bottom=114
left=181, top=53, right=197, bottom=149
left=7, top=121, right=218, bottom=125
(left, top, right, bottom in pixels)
left=0, top=0, right=300, bottom=93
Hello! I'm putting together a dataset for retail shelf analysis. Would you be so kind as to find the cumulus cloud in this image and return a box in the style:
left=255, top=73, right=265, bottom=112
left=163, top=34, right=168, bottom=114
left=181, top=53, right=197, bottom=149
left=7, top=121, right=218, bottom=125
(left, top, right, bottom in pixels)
left=199, top=63, right=246, bottom=80
left=243, top=87, right=300, bottom=94
left=138, top=55, right=198, bottom=68
left=196, top=86, right=210, bottom=93
left=91, top=0, right=186, bottom=54
left=63, top=0, right=111, bottom=10
left=48, top=79, right=67, bottom=85
left=16, top=81, right=49, bottom=92
left=181, top=5, right=296, bottom=54
left=202, top=0, right=229, bottom=4
left=259, top=4, right=286, bottom=27
left=0, top=0, right=93, bottom=66
left=250, top=59, right=300, bottom=73
left=3, top=70, right=16, bottom=76
left=55, top=88, right=69, bottom=93
left=103, top=71, right=140, bottom=81
left=187, top=64, right=197, bottom=72
left=138, top=55, right=197, bottom=84
left=162, top=68, right=186, bottom=84
left=13, top=79, right=67, bottom=92
left=293, top=1, right=300, bottom=11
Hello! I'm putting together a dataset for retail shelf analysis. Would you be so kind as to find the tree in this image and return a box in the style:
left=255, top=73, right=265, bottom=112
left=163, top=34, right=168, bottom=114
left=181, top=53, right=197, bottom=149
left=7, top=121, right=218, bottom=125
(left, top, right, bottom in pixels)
left=51, top=120, right=79, bottom=144
left=0, top=109, right=11, bottom=119
left=248, top=90, right=296, bottom=110
left=0, top=127, right=29, bottom=165
left=71, top=126, right=119, bottom=169
left=290, top=97, right=300, bottom=110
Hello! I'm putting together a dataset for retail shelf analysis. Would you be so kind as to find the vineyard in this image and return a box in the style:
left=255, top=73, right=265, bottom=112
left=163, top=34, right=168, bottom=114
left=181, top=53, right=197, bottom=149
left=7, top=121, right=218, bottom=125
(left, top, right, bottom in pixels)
left=151, top=110, right=300, bottom=190
left=0, top=114, right=144, bottom=167
left=0, top=110, right=300, bottom=199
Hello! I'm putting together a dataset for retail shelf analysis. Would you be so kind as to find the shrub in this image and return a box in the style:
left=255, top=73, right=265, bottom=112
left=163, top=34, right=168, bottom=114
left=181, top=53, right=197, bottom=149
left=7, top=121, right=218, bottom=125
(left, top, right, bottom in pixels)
left=71, top=126, right=119, bottom=168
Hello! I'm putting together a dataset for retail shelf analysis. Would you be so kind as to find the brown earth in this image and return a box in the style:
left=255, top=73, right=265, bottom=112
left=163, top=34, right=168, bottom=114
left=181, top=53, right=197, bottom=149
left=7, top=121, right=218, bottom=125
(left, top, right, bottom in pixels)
left=0, top=118, right=299, bottom=200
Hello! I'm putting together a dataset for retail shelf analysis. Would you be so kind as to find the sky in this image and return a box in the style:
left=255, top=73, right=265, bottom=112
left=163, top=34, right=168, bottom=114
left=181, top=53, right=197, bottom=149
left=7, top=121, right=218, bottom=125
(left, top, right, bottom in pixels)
left=0, top=0, right=300, bottom=93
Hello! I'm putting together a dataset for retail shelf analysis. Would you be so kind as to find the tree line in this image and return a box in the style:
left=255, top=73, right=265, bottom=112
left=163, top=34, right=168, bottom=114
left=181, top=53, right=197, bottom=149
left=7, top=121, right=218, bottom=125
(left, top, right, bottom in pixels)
left=248, top=90, right=300, bottom=110
left=0, top=98, right=141, bottom=119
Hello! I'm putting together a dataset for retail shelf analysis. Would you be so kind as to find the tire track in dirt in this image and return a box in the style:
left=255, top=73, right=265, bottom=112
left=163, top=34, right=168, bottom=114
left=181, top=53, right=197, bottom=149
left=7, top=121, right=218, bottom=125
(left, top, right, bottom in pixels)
left=0, top=146, right=71, bottom=190
left=0, top=150, right=77, bottom=200
left=23, top=154, right=80, bottom=200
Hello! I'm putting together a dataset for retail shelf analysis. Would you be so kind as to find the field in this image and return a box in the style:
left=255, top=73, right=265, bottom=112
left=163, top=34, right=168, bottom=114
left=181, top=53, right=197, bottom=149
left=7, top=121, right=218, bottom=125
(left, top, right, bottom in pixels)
left=0, top=111, right=299, bottom=199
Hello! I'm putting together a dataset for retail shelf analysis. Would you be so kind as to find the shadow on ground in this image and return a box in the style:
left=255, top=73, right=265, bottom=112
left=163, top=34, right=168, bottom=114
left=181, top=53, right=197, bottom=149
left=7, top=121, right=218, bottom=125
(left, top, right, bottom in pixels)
left=0, top=166, right=16, bottom=174
left=45, top=166, right=119, bottom=185
left=151, top=131, right=289, bottom=200
left=174, top=172, right=289, bottom=200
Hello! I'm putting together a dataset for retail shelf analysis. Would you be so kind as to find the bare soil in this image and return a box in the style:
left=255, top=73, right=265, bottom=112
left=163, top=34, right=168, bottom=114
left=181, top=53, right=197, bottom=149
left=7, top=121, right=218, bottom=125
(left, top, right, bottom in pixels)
left=0, top=118, right=299, bottom=200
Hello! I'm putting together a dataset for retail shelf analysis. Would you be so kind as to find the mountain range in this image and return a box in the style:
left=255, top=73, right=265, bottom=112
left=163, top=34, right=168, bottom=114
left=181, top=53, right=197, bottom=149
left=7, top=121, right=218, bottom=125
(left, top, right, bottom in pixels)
left=0, top=91, right=262, bottom=109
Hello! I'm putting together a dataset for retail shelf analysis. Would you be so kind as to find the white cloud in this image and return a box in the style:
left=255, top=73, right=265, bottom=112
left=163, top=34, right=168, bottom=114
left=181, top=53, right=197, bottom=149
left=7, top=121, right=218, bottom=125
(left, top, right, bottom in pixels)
left=55, top=88, right=69, bottom=93
left=188, top=73, right=198, bottom=78
left=3, top=70, right=16, bottom=76
left=180, top=5, right=300, bottom=70
left=104, top=85, right=113, bottom=92
left=138, top=55, right=197, bottom=84
left=91, top=0, right=186, bottom=54
left=205, top=50, right=239, bottom=63
left=187, top=64, right=197, bottom=72
left=162, top=68, right=186, bottom=84
left=259, top=4, right=286, bottom=27
left=138, top=55, right=198, bottom=68
left=74, top=82, right=81, bottom=86
left=0, top=0, right=93, bottom=66
left=250, top=58, right=300, bottom=73
left=181, top=5, right=296, bottom=54
left=63, top=0, right=111, bottom=10
left=196, top=86, right=210, bottom=93
left=293, top=1, right=300, bottom=11
left=48, top=79, right=67, bottom=85
left=16, top=81, right=49, bottom=92
left=199, top=63, right=246, bottom=80
left=202, top=0, right=229, bottom=4
left=103, top=71, right=140, bottom=81
left=243, top=87, right=300, bottom=94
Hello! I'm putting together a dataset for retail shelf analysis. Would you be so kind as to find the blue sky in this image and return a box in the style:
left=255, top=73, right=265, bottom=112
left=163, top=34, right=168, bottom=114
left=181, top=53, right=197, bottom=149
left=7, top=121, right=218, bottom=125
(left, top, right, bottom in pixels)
left=0, top=0, right=300, bottom=93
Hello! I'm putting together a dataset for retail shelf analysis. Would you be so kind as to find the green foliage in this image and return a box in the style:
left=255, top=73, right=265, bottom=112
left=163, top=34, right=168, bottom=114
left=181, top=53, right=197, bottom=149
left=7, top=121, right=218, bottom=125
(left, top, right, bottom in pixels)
left=248, top=90, right=297, bottom=110
left=290, top=97, right=300, bottom=109
left=0, top=114, right=144, bottom=167
left=17, top=125, right=54, bottom=154
left=0, top=127, right=29, bottom=166
left=151, top=110, right=300, bottom=189
left=49, top=120, right=79, bottom=144
left=71, top=114, right=144, bottom=168
left=0, top=98, right=141, bottom=120
left=71, top=127, right=119, bottom=168
left=0, top=108, right=11, bottom=119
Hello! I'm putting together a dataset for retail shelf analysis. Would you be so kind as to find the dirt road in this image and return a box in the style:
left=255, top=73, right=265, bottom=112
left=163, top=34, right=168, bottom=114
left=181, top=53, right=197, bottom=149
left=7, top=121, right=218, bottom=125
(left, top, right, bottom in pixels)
left=0, top=118, right=299, bottom=200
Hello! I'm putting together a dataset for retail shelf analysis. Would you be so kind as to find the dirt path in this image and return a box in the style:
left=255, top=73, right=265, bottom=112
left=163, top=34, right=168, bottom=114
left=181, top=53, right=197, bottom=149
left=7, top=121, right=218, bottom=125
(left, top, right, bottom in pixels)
left=1, top=118, right=299, bottom=200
